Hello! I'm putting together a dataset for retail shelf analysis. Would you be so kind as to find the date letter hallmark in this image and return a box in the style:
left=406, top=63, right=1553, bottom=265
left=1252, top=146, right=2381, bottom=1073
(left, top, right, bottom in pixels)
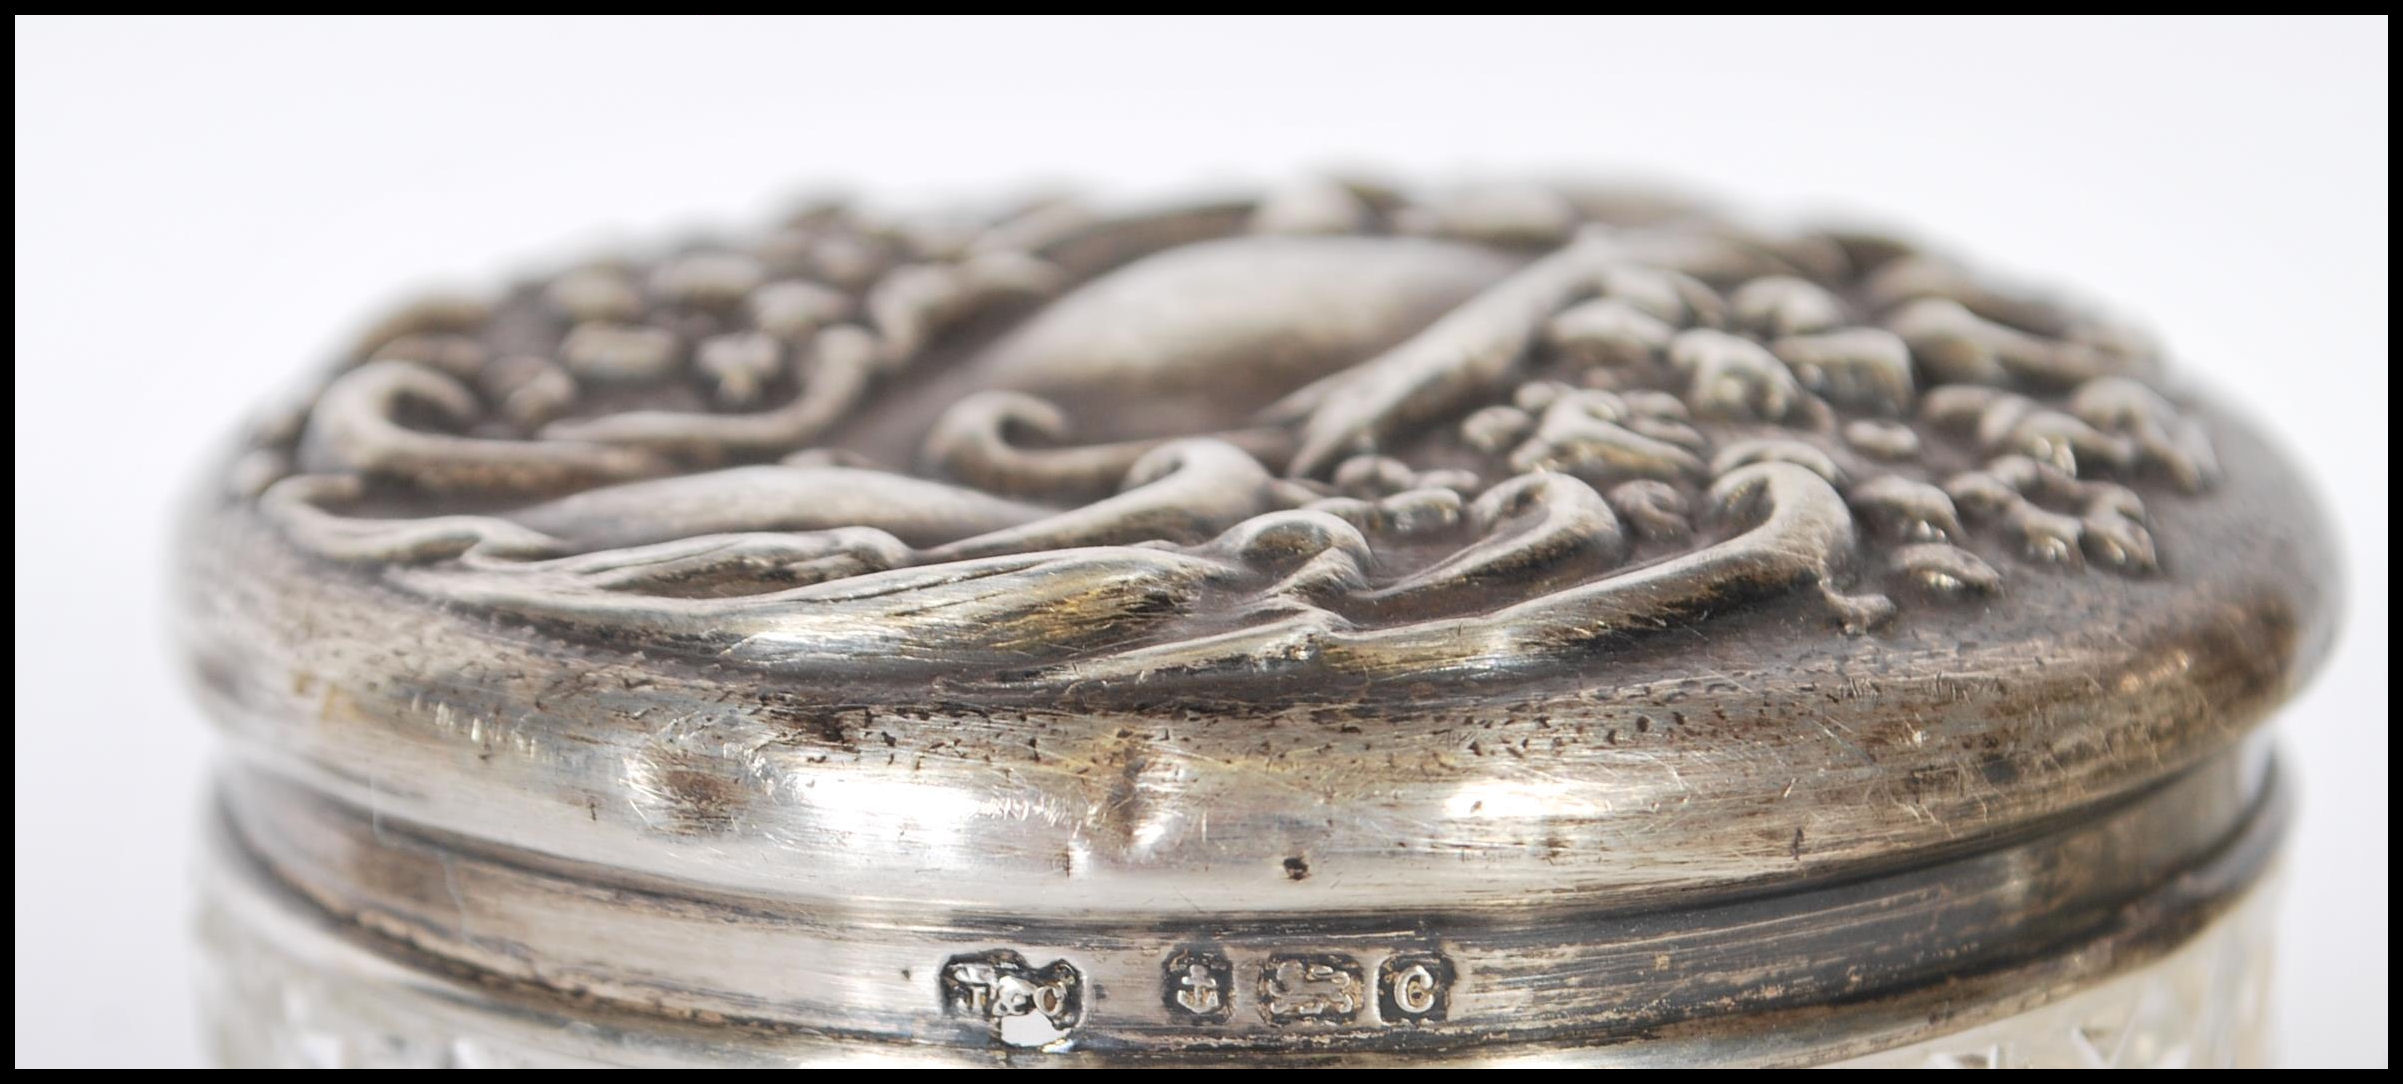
left=1258, top=954, right=1366, bottom=1026
left=939, top=950, right=1085, bottom=1051
left=1162, top=947, right=1236, bottom=1025
left=1377, top=952, right=1456, bottom=1024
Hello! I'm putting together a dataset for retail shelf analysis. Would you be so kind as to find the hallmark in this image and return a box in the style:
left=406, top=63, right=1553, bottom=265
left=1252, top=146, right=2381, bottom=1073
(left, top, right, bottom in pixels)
left=1377, top=952, right=1456, bottom=1024
left=939, top=949, right=1084, bottom=1050
left=1258, top=953, right=1365, bottom=1026
left=1163, top=946, right=1235, bottom=1024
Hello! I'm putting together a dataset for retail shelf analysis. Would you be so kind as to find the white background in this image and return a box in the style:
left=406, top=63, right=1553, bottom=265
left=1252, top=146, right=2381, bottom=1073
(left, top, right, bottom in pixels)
left=15, top=16, right=2387, bottom=1068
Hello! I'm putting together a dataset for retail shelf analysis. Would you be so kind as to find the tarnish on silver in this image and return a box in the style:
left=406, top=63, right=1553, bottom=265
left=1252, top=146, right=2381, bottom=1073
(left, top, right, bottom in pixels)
left=180, top=178, right=2340, bottom=1066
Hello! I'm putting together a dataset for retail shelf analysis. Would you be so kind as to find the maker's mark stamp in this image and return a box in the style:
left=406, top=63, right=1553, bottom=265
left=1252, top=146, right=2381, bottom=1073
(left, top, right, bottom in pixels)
left=939, top=949, right=1085, bottom=1050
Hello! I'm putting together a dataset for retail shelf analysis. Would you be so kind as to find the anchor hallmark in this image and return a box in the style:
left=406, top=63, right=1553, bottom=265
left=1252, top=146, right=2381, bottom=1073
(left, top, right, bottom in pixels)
left=1162, top=947, right=1235, bottom=1024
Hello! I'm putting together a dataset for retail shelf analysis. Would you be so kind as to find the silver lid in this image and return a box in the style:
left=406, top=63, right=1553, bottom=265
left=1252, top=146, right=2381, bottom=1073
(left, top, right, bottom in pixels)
left=180, top=179, right=2336, bottom=1061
